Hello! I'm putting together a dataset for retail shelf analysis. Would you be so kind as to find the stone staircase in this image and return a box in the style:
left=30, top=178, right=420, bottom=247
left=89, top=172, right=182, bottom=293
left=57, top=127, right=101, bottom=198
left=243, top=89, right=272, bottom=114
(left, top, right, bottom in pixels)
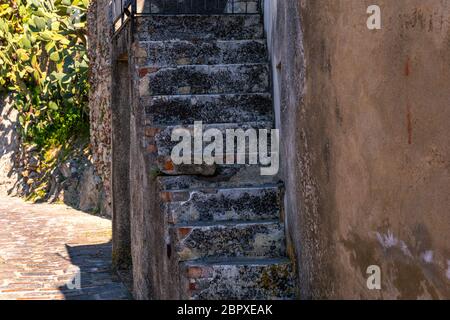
left=137, top=12, right=296, bottom=299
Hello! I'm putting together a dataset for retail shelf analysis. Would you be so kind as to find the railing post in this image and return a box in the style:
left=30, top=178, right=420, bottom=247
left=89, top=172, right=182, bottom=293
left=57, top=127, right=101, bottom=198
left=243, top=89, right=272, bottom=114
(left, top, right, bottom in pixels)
left=132, top=0, right=137, bottom=15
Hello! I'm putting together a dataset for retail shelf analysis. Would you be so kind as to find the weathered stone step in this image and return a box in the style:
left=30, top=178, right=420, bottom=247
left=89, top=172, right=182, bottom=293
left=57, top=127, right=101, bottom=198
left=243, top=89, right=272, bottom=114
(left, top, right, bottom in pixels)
left=157, top=166, right=279, bottom=191
left=152, top=121, right=273, bottom=155
left=181, top=258, right=296, bottom=300
left=140, top=63, right=269, bottom=96
left=136, top=15, right=264, bottom=41
left=143, top=93, right=273, bottom=125
left=138, top=40, right=267, bottom=67
left=148, top=121, right=276, bottom=175
left=162, top=185, right=282, bottom=224
left=171, top=220, right=286, bottom=261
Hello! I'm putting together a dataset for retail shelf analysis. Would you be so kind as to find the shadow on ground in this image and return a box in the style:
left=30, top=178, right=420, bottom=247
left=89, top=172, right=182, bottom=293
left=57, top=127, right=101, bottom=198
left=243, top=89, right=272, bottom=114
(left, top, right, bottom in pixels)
left=58, top=242, right=132, bottom=300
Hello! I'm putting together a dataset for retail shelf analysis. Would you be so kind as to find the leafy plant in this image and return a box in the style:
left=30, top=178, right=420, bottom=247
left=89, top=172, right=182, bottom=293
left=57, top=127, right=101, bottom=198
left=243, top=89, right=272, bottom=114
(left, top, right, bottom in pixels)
left=0, top=0, right=89, bottom=148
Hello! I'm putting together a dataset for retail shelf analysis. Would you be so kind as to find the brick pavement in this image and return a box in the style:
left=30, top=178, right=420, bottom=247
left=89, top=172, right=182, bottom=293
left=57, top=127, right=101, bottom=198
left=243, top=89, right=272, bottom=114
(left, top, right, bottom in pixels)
left=0, top=196, right=131, bottom=300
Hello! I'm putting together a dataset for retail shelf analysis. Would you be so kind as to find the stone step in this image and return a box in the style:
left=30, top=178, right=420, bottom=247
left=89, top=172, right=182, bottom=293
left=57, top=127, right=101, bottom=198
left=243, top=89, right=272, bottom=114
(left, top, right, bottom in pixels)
left=143, top=93, right=273, bottom=125
left=161, top=185, right=282, bottom=224
left=157, top=166, right=280, bottom=191
left=171, top=220, right=286, bottom=261
left=136, top=15, right=264, bottom=41
left=140, top=63, right=269, bottom=96
left=133, top=6, right=296, bottom=300
left=152, top=121, right=274, bottom=155
left=148, top=121, right=276, bottom=175
left=138, top=40, right=267, bottom=67
left=181, top=258, right=296, bottom=300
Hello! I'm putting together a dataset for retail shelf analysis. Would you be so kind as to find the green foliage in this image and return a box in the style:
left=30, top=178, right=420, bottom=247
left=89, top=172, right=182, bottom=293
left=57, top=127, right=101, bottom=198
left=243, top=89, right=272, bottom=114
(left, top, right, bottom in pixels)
left=0, top=0, right=89, bottom=148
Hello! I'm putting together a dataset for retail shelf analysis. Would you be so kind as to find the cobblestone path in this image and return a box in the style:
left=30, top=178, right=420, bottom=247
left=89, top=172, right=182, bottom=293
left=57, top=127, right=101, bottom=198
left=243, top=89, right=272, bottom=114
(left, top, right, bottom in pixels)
left=0, top=196, right=131, bottom=300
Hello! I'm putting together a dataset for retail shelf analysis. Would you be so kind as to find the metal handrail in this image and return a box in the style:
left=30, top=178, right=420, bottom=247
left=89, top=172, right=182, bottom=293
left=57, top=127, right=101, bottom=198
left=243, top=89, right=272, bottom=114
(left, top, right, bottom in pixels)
left=140, top=0, right=262, bottom=15
left=112, top=0, right=134, bottom=34
left=113, top=0, right=263, bottom=33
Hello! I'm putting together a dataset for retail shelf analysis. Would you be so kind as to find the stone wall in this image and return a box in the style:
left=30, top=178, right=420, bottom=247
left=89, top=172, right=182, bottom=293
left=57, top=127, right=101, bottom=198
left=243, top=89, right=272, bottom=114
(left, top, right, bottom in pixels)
left=87, top=0, right=113, bottom=217
left=0, top=1, right=112, bottom=215
left=266, top=0, right=450, bottom=299
left=88, top=0, right=133, bottom=286
left=0, top=96, right=20, bottom=195
left=0, top=95, right=104, bottom=214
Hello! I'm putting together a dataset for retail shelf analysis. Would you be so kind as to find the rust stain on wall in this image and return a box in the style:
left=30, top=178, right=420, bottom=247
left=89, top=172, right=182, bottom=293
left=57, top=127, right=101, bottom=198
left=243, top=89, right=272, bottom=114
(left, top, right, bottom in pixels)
left=406, top=104, right=413, bottom=145
left=405, top=57, right=411, bottom=77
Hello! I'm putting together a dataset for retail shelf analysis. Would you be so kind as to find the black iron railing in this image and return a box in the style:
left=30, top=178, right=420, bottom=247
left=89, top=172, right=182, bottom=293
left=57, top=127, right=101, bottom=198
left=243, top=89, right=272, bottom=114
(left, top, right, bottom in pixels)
left=113, top=0, right=263, bottom=33
left=112, top=0, right=134, bottom=33
left=141, top=0, right=262, bottom=15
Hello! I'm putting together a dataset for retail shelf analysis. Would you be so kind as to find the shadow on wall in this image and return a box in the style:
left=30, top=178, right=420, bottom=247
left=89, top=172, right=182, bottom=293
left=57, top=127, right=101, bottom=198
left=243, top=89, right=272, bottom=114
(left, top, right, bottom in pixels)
left=0, top=95, right=21, bottom=196
left=58, top=241, right=132, bottom=300
left=0, top=94, right=107, bottom=217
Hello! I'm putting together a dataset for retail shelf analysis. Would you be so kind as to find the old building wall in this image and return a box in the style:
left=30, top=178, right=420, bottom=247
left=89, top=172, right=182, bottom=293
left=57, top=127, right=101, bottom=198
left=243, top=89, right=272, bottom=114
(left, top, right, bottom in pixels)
left=87, top=0, right=113, bottom=217
left=266, top=0, right=450, bottom=299
left=87, top=0, right=450, bottom=299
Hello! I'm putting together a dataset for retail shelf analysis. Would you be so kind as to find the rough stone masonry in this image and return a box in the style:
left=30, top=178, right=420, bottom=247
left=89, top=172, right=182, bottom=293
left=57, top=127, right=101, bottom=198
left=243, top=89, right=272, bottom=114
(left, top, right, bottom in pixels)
left=87, top=0, right=450, bottom=299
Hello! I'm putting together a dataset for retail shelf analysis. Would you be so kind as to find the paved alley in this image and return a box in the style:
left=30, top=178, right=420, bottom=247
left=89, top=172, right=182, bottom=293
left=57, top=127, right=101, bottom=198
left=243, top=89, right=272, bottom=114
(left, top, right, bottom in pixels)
left=0, top=196, right=131, bottom=300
